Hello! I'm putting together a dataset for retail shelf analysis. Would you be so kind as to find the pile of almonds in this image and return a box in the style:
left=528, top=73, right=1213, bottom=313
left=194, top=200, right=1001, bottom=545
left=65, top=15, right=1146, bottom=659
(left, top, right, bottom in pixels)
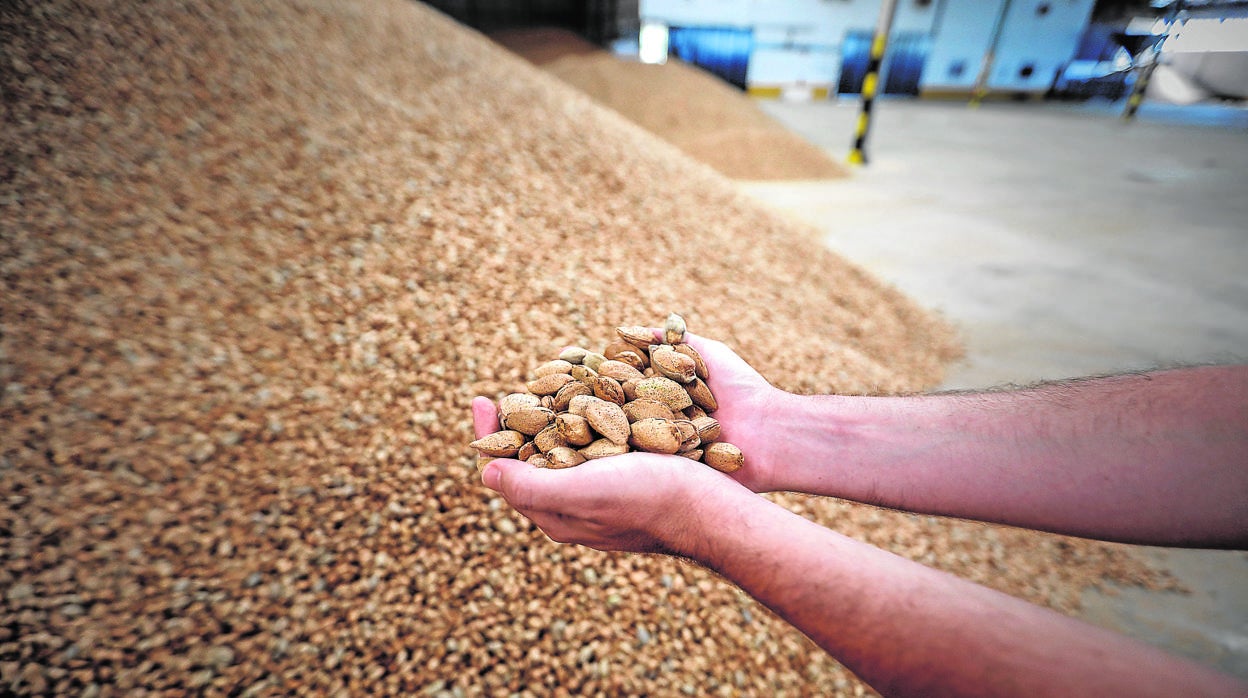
left=472, top=315, right=744, bottom=472
left=1, top=0, right=1170, bottom=695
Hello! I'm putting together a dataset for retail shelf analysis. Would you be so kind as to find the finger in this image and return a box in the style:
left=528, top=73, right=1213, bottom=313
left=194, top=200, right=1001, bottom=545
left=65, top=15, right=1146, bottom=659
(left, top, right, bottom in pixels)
left=471, top=396, right=501, bottom=439
left=683, top=332, right=764, bottom=380
left=486, top=456, right=613, bottom=514
left=488, top=458, right=555, bottom=511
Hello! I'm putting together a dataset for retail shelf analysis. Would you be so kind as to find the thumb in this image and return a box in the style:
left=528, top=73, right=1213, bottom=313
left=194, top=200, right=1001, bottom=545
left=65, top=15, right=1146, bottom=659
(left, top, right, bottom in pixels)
left=483, top=458, right=569, bottom=514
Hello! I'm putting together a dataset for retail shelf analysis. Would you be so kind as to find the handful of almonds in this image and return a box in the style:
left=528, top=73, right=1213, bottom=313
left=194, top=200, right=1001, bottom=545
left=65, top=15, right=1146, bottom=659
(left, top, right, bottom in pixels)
left=471, top=314, right=745, bottom=474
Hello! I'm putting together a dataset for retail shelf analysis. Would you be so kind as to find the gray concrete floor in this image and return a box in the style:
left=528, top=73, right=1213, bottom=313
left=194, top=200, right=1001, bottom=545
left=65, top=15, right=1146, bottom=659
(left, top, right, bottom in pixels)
left=740, top=98, right=1248, bottom=679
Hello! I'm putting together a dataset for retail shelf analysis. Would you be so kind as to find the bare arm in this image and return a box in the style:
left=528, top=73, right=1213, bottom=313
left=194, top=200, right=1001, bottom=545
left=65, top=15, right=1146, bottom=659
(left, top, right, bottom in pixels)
left=683, top=481, right=1244, bottom=698
left=759, top=367, right=1248, bottom=547
left=687, top=334, right=1248, bottom=548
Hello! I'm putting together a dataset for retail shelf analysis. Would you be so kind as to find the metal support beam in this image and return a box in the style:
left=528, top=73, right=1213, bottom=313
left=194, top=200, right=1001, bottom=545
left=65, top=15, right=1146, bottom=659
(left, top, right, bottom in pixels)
left=849, top=0, right=899, bottom=166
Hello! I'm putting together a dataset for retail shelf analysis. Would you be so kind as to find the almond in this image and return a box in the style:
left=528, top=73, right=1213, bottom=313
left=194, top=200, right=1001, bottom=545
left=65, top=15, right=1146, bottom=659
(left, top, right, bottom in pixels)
left=622, top=398, right=674, bottom=423
left=703, top=442, right=743, bottom=473
left=634, top=376, right=693, bottom=411
left=592, top=374, right=627, bottom=405
left=603, top=341, right=639, bottom=361
left=552, top=379, right=592, bottom=412
left=650, top=344, right=696, bottom=383
left=504, top=406, right=555, bottom=435
left=584, top=399, right=630, bottom=445
left=691, top=416, right=721, bottom=442
left=629, top=418, right=682, bottom=454
left=677, top=449, right=703, bottom=461
left=597, top=359, right=644, bottom=383
left=615, top=326, right=656, bottom=349
left=663, top=313, right=686, bottom=345
left=499, top=392, right=540, bottom=420
left=673, top=343, right=709, bottom=381
left=621, top=378, right=640, bottom=401
left=684, top=377, right=718, bottom=412
left=582, top=351, right=607, bottom=372
left=518, top=441, right=538, bottom=461
left=580, top=438, right=630, bottom=460
left=527, top=453, right=553, bottom=468
left=546, top=446, right=586, bottom=469
left=570, top=364, right=597, bottom=385
left=558, top=346, right=590, bottom=364
left=533, top=359, right=574, bottom=378
left=567, top=394, right=602, bottom=417
left=555, top=413, right=594, bottom=446
left=534, top=424, right=566, bottom=453
left=527, top=372, right=574, bottom=395
left=613, top=349, right=647, bottom=372
left=673, top=419, right=700, bottom=452
left=469, top=430, right=526, bottom=457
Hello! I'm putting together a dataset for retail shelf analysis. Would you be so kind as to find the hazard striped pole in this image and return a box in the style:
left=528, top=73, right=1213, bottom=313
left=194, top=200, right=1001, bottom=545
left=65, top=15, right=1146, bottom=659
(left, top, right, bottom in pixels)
left=848, top=0, right=899, bottom=165
left=1123, top=1, right=1183, bottom=122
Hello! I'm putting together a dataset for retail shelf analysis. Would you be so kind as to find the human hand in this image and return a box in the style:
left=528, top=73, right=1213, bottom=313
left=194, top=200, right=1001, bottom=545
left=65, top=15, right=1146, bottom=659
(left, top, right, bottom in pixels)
left=680, top=333, right=789, bottom=493
left=472, top=397, right=747, bottom=555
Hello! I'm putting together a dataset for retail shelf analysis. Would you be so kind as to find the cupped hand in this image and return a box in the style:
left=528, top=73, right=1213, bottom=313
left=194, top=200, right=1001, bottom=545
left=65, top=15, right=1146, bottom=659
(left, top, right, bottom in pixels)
left=681, top=333, right=789, bottom=493
left=472, top=397, right=746, bottom=555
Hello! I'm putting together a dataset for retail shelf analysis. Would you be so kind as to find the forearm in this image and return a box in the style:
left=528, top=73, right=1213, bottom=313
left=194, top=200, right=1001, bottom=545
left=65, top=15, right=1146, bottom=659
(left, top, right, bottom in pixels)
left=762, top=366, right=1248, bottom=547
left=675, top=487, right=1244, bottom=697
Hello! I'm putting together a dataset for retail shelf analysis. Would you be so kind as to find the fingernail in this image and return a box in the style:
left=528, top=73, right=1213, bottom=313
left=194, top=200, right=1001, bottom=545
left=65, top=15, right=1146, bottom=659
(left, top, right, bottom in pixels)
left=482, top=461, right=502, bottom=491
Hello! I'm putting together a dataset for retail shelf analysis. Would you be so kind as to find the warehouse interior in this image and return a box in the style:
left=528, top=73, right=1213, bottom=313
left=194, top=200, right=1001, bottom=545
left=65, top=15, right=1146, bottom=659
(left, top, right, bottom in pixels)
left=2, top=0, right=1246, bottom=695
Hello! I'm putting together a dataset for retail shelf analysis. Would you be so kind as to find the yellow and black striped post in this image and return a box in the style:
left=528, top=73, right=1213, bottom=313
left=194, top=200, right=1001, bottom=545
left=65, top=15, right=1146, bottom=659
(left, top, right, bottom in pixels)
left=1122, top=60, right=1157, bottom=121
left=1123, top=2, right=1183, bottom=122
left=849, top=0, right=899, bottom=165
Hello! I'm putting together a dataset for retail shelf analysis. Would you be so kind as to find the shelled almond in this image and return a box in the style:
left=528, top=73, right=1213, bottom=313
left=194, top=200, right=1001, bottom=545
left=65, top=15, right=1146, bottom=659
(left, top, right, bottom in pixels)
left=471, top=315, right=744, bottom=473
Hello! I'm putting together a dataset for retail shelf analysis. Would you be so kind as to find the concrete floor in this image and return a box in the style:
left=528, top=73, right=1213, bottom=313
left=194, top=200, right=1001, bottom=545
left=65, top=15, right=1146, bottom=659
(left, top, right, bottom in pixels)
left=739, top=98, right=1248, bottom=679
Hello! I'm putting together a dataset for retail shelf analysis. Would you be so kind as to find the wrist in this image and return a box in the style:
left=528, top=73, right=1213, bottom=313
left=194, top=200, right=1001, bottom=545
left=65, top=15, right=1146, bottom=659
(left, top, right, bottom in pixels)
left=659, top=473, right=758, bottom=563
left=763, top=391, right=927, bottom=496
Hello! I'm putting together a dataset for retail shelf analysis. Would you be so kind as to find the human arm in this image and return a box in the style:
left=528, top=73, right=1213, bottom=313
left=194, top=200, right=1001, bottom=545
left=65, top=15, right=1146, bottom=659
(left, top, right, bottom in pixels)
left=684, top=334, right=1248, bottom=548
left=472, top=399, right=1246, bottom=697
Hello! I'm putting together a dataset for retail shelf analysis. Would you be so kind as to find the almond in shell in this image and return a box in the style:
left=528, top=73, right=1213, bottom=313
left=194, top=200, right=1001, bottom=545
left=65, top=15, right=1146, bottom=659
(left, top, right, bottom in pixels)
left=673, top=419, right=700, bottom=452
left=622, top=398, right=675, bottom=423
left=469, top=430, right=526, bottom=457
left=650, top=344, right=696, bottom=384
left=597, top=359, right=644, bottom=383
left=527, top=372, right=575, bottom=396
left=555, top=413, right=594, bottom=447
left=584, top=399, right=630, bottom=445
left=615, top=326, right=656, bottom=350
left=673, top=343, right=709, bottom=381
left=546, top=446, right=587, bottom=469
left=684, top=377, right=718, bottom=412
left=629, top=418, right=683, bottom=454
left=634, top=376, right=693, bottom=411
left=534, top=424, right=567, bottom=453
left=663, top=313, right=686, bottom=345
left=559, top=346, right=590, bottom=364
left=552, top=379, right=592, bottom=412
left=580, top=438, right=630, bottom=460
left=691, top=416, right=721, bottom=443
left=505, top=406, right=555, bottom=435
left=703, top=442, right=743, bottom=473
left=499, top=392, right=541, bottom=420
left=592, top=375, right=627, bottom=405
left=567, top=394, right=601, bottom=417
left=533, top=359, right=574, bottom=378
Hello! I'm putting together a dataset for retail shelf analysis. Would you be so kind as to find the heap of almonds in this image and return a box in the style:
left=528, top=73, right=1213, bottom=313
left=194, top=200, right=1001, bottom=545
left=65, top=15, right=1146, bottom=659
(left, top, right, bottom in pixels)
left=472, top=315, right=744, bottom=473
